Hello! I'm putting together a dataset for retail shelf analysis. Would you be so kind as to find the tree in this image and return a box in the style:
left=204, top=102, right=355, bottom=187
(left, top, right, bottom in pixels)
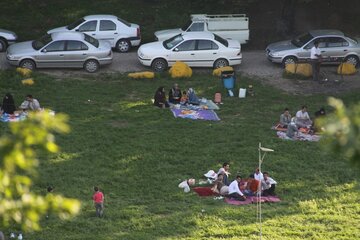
left=0, top=111, right=80, bottom=231
left=319, top=97, right=360, bottom=169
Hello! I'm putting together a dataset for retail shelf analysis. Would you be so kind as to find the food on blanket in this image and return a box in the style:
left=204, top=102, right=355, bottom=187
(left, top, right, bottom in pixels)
left=128, top=71, right=155, bottom=79
left=169, top=61, right=192, bottom=78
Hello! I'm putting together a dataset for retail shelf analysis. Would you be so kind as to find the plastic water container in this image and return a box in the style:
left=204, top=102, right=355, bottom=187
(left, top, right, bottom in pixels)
left=239, top=88, right=246, bottom=98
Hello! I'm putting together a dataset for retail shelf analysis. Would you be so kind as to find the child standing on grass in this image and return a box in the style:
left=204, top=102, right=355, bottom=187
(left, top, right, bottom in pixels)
left=93, top=186, right=104, bottom=218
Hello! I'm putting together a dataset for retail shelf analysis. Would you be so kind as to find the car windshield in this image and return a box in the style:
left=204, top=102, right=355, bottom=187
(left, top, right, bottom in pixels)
left=214, top=34, right=228, bottom=47
left=181, top=20, right=192, bottom=31
left=117, top=17, right=131, bottom=27
left=345, top=34, right=358, bottom=44
left=32, top=34, right=52, bottom=50
left=84, top=33, right=99, bottom=48
left=163, top=34, right=184, bottom=49
left=291, top=32, right=313, bottom=47
left=67, top=18, right=85, bottom=30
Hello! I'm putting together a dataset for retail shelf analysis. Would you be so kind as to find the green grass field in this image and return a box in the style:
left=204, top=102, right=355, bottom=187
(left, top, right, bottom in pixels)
left=0, top=69, right=359, bottom=240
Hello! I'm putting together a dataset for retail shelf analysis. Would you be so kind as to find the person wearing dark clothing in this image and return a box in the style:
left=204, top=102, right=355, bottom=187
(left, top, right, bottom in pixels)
left=1, top=93, right=16, bottom=114
left=154, top=86, right=169, bottom=108
left=313, top=107, right=326, bottom=132
left=168, top=83, right=182, bottom=104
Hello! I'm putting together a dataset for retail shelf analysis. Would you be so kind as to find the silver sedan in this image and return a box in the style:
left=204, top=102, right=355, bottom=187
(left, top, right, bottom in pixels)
left=6, top=32, right=113, bottom=73
left=266, top=29, right=360, bottom=67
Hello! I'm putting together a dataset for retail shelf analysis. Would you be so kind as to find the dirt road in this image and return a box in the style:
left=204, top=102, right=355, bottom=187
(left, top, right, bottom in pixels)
left=1, top=51, right=359, bottom=94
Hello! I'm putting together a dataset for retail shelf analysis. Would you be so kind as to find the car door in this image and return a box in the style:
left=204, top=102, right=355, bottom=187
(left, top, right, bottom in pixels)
left=35, top=40, right=66, bottom=68
left=77, top=20, right=98, bottom=38
left=323, top=37, right=349, bottom=62
left=168, top=40, right=196, bottom=66
left=97, top=20, right=117, bottom=46
left=299, top=37, right=327, bottom=61
left=192, top=39, right=219, bottom=67
left=64, top=40, right=89, bottom=67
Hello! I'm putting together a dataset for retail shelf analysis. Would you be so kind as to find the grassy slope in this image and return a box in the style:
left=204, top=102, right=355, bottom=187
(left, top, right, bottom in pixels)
left=0, top=69, right=359, bottom=240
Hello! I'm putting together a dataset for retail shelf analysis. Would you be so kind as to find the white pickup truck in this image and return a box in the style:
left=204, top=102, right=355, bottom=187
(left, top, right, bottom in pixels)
left=154, top=14, right=249, bottom=44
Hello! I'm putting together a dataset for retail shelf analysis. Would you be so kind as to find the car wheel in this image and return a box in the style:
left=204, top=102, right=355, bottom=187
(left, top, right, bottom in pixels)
left=116, top=39, right=130, bottom=53
left=151, top=58, right=168, bottom=72
left=20, top=59, right=36, bottom=70
left=84, top=59, right=99, bottom=73
left=213, top=58, right=229, bottom=68
left=282, top=56, right=297, bottom=67
left=344, top=55, right=359, bottom=67
left=0, top=38, right=7, bottom=52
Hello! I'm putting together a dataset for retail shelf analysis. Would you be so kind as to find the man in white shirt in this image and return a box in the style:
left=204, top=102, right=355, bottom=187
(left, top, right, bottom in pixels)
left=217, top=162, right=230, bottom=186
left=228, top=175, right=246, bottom=201
left=295, top=105, right=312, bottom=128
left=310, top=41, right=322, bottom=81
left=19, top=94, right=41, bottom=111
left=261, top=172, right=277, bottom=196
left=254, top=168, right=263, bottom=181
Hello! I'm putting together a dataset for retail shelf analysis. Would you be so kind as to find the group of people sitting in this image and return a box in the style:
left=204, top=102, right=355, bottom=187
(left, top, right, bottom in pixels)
left=153, top=83, right=201, bottom=108
left=279, top=105, right=326, bottom=138
left=0, top=93, right=41, bottom=115
left=208, top=162, right=277, bottom=201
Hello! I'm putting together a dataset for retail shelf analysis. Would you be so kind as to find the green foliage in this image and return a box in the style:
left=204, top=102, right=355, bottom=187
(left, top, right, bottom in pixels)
left=319, top=97, right=360, bottom=169
left=0, top=110, right=80, bottom=231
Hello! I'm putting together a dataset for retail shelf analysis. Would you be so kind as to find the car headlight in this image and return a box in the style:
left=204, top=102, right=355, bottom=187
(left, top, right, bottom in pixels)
left=7, top=54, right=15, bottom=60
left=270, top=52, right=282, bottom=57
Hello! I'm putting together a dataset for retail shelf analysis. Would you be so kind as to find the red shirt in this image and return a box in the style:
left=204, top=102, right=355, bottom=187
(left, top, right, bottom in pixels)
left=93, top=191, right=104, bottom=203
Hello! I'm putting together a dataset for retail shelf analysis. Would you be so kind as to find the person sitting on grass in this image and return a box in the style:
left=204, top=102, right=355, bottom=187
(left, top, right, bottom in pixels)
left=168, top=83, right=182, bottom=104
left=1, top=93, right=16, bottom=114
left=254, top=168, right=264, bottom=181
left=286, top=117, right=299, bottom=139
left=243, top=174, right=260, bottom=196
left=19, top=94, right=41, bottom=111
left=279, top=108, right=291, bottom=128
left=211, top=173, right=229, bottom=196
left=154, top=86, right=169, bottom=108
left=295, top=105, right=312, bottom=128
left=180, top=91, right=188, bottom=105
left=217, top=162, right=231, bottom=186
left=228, top=175, right=246, bottom=201
left=187, top=88, right=200, bottom=105
left=261, top=172, right=277, bottom=196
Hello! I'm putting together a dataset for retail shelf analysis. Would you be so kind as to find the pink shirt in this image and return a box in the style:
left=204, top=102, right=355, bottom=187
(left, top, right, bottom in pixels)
left=93, top=191, right=104, bottom=203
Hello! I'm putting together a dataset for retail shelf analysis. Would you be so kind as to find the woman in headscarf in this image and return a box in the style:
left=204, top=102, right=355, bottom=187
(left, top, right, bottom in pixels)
left=153, top=86, right=169, bottom=108
left=1, top=93, right=16, bottom=114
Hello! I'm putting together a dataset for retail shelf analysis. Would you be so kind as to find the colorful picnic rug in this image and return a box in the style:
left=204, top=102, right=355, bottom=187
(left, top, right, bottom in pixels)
left=0, top=113, right=27, bottom=122
left=225, top=196, right=281, bottom=205
left=171, top=108, right=220, bottom=121
left=276, top=131, right=321, bottom=142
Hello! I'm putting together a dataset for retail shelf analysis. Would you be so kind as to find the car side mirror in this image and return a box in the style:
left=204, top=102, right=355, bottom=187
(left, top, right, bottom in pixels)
left=173, top=48, right=179, bottom=52
left=42, top=49, right=47, bottom=53
left=75, top=29, right=79, bottom=32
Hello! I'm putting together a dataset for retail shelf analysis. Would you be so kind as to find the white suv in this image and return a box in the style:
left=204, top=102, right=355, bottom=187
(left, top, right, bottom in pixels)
left=48, top=15, right=140, bottom=52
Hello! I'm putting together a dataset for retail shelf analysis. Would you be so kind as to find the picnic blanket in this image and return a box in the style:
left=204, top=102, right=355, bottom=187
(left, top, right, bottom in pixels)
left=225, top=196, right=281, bottom=205
left=276, top=131, right=321, bottom=142
left=272, top=124, right=311, bottom=134
left=171, top=108, right=220, bottom=121
left=193, top=187, right=216, bottom=196
left=0, top=113, right=27, bottom=122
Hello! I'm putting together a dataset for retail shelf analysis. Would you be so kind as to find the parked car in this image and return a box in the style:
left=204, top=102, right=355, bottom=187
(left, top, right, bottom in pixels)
left=6, top=31, right=113, bottom=73
left=0, top=28, right=17, bottom=52
left=138, top=32, right=242, bottom=72
left=266, top=29, right=360, bottom=67
left=154, top=14, right=249, bottom=44
left=47, top=15, right=140, bottom=53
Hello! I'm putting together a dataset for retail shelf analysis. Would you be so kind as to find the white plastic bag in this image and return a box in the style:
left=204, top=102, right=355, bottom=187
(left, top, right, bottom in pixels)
left=239, top=88, right=246, bottom=98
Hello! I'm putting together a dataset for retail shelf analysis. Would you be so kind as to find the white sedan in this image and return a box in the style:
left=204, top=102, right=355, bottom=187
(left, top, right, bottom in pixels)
left=137, top=32, right=242, bottom=72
